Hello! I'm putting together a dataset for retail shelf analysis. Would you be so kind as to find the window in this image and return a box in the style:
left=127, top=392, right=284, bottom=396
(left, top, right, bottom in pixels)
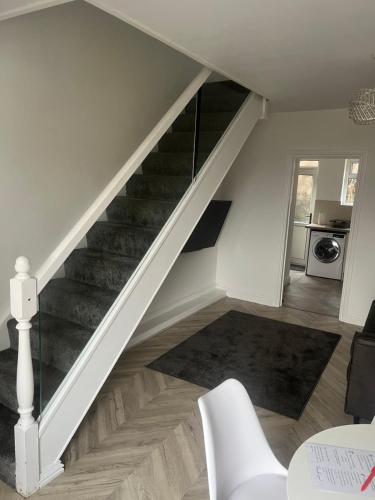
left=341, top=159, right=359, bottom=206
left=294, top=160, right=318, bottom=223
left=295, top=174, right=315, bottom=223
left=299, top=160, right=319, bottom=169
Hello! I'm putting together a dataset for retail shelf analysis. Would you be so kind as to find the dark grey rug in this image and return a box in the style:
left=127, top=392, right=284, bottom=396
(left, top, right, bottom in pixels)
left=147, top=310, right=340, bottom=419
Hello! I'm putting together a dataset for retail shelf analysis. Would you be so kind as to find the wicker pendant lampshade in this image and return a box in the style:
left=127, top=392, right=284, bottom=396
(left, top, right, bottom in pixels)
left=349, top=88, right=375, bottom=124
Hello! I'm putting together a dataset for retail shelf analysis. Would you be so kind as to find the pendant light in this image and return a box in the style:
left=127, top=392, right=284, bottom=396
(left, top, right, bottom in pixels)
left=349, top=88, right=375, bottom=125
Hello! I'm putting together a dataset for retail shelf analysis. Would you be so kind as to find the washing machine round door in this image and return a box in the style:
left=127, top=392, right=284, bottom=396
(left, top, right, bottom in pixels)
left=313, top=237, right=341, bottom=263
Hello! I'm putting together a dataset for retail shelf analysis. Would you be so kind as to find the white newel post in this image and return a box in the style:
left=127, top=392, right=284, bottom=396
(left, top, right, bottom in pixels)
left=10, top=257, right=40, bottom=497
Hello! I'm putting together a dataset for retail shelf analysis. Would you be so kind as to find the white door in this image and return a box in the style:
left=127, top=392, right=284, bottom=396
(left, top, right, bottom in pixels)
left=291, top=171, right=317, bottom=266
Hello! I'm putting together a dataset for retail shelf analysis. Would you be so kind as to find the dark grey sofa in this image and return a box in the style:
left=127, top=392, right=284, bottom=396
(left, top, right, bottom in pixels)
left=345, top=300, right=375, bottom=423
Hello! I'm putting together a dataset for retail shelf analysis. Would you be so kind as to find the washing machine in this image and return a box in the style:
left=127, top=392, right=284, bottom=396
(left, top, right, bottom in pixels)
left=306, top=230, right=347, bottom=280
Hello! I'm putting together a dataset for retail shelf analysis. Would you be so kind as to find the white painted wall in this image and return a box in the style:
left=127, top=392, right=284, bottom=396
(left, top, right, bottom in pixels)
left=130, top=248, right=220, bottom=345
left=0, top=0, right=199, bottom=344
left=217, top=108, right=375, bottom=326
left=316, top=158, right=345, bottom=201
left=145, top=249, right=217, bottom=314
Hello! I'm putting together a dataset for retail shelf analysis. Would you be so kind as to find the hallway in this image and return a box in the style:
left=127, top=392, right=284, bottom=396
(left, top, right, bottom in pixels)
left=283, top=268, right=342, bottom=317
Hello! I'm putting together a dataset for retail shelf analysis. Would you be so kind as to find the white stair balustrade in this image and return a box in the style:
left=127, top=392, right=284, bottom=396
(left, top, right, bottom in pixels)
left=10, top=257, right=39, bottom=497
left=38, top=90, right=264, bottom=477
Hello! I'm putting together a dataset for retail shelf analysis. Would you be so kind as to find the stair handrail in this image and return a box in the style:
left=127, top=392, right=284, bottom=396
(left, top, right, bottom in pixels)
left=192, top=87, right=202, bottom=179
left=35, top=67, right=211, bottom=294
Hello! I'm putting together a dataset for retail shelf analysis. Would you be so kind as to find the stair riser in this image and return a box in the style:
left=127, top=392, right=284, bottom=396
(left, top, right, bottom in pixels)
left=8, top=318, right=91, bottom=374
left=0, top=356, right=42, bottom=415
left=172, top=112, right=235, bottom=132
left=0, top=394, right=17, bottom=416
left=0, top=461, right=15, bottom=488
left=40, top=285, right=115, bottom=330
left=186, top=95, right=246, bottom=113
left=158, top=132, right=221, bottom=153
left=65, top=252, right=138, bottom=292
left=0, top=402, right=17, bottom=488
left=158, top=132, right=193, bottom=152
left=87, top=223, right=157, bottom=259
left=127, top=175, right=191, bottom=201
left=142, top=155, right=206, bottom=176
left=107, top=198, right=176, bottom=228
left=143, top=153, right=192, bottom=176
left=9, top=319, right=39, bottom=365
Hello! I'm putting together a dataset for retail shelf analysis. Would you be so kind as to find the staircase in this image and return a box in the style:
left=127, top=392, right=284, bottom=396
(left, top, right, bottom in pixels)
left=0, top=80, right=257, bottom=493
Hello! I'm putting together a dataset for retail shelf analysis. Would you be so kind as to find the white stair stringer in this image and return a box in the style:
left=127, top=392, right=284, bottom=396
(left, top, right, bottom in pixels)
left=37, top=91, right=264, bottom=485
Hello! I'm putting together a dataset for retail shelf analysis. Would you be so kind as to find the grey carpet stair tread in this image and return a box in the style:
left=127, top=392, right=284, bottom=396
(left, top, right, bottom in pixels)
left=0, top=404, right=17, bottom=487
left=0, top=349, right=65, bottom=415
left=40, top=278, right=117, bottom=330
left=0, top=349, right=27, bottom=412
left=8, top=313, right=93, bottom=374
left=107, top=197, right=176, bottom=228
left=172, top=112, right=235, bottom=132
left=186, top=93, right=247, bottom=113
left=126, top=174, right=191, bottom=201
left=158, top=130, right=193, bottom=153
left=142, top=152, right=203, bottom=176
left=87, top=221, right=159, bottom=259
left=158, top=131, right=222, bottom=153
left=65, top=248, right=139, bottom=292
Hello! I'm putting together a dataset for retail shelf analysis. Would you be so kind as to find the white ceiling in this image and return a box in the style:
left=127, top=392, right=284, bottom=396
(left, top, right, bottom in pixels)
left=2, top=0, right=375, bottom=111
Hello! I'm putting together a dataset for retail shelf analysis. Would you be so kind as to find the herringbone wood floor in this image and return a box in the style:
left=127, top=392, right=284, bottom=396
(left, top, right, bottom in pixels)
left=0, top=297, right=357, bottom=500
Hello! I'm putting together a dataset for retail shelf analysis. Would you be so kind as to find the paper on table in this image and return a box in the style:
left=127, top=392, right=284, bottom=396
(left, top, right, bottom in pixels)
left=306, top=443, right=375, bottom=496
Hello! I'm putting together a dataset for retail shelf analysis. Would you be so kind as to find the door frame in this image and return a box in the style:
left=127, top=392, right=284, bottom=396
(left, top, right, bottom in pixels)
left=278, top=150, right=368, bottom=323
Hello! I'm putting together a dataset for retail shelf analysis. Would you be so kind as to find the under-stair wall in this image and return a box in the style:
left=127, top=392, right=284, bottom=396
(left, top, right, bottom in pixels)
left=0, top=0, right=200, bottom=344
left=130, top=247, right=223, bottom=347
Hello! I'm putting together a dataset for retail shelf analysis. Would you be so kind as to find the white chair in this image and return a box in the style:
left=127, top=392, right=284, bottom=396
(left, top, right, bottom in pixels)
left=198, top=379, right=288, bottom=500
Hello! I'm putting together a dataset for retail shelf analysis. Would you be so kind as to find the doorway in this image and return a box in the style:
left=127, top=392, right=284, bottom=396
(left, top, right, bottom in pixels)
left=283, top=156, right=360, bottom=318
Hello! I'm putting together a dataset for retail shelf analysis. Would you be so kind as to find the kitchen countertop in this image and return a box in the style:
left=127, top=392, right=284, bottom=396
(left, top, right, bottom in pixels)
left=305, top=223, right=350, bottom=233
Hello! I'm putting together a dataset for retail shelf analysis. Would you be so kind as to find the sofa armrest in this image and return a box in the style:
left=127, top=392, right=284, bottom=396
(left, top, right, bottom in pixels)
left=345, top=335, right=375, bottom=420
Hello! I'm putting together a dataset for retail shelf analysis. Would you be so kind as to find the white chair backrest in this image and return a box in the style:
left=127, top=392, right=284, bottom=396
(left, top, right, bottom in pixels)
left=198, top=379, right=286, bottom=500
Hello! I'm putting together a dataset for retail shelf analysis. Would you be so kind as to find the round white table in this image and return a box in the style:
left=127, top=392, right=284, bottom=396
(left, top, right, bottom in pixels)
left=288, top=424, right=375, bottom=499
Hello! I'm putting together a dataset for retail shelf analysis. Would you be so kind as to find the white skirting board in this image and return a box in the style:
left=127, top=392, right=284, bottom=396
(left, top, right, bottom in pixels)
left=128, top=287, right=226, bottom=348
left=283, top=275, right=291, bottom=287
left=224, top=285, right=281, bottom=308
left=39, top=460, right=64, bottom=489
